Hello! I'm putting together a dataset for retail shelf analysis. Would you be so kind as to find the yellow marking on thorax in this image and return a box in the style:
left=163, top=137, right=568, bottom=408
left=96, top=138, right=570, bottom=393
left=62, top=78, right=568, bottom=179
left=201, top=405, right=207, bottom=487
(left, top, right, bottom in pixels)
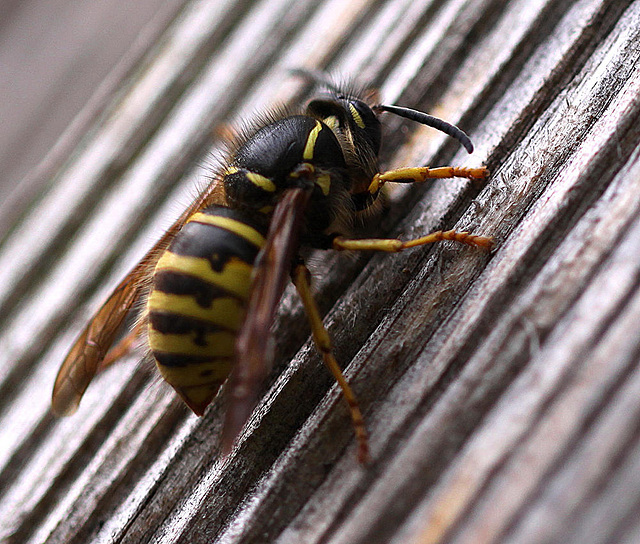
left=303, top=121, right=323, bottom=160
left=225, top=166, right=275, bottom=193
left=323, top=115, right=339, bottom=131
left=155, top=253, right=254, bottom=299
left=316, top=173, right=331, bottom=196
left=349, top=104, right=365, bottom=128
left=187, top=213, right=265, bottom=248
left=246, top=172, right=276, bottom=192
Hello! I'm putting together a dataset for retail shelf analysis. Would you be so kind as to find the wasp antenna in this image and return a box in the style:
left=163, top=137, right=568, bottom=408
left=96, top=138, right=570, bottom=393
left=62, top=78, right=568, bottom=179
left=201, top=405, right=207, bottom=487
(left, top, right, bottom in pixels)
left=375, top=104, right=474, bottom=154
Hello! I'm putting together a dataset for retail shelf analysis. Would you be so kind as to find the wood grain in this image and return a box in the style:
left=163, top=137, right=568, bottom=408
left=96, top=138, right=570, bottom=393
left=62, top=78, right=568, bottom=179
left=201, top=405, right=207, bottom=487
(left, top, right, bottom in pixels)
left=0, top=0, right=638, bottom=542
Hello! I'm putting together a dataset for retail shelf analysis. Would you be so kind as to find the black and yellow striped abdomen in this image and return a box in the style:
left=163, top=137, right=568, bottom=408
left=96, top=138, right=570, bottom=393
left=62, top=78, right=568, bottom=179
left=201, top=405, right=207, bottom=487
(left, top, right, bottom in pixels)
left=147, top=206, right=268, bottom=414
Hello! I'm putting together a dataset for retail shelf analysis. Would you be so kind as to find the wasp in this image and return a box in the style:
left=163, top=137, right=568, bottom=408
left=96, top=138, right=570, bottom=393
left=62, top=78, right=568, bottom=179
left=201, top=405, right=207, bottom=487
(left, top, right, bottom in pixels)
left=52, top=71, right=492, bottom=463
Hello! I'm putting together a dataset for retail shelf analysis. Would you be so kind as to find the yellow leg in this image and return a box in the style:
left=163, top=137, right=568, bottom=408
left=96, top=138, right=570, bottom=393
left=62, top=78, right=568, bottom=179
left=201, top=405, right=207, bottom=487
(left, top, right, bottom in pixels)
left=292, top=263, right=370, bottom=464
left=333, top=229, right=494, bottom=252
left=368, top=165, right=489, bottom=194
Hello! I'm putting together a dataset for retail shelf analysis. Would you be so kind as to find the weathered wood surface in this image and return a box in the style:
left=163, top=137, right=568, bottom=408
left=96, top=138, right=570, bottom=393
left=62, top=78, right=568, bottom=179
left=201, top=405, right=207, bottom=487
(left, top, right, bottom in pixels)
left=0, top=0, right=639, bottom=542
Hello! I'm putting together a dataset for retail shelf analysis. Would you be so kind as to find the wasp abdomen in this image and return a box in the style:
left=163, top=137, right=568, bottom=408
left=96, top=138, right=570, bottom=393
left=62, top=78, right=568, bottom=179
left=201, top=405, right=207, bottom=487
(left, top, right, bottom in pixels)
left=147, top=206, right=268, bottom=414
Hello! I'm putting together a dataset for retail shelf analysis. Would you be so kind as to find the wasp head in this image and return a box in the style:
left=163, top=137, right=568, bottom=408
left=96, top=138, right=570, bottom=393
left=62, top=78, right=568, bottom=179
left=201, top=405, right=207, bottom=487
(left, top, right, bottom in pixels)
left=306, top=95, right=383, bottom=159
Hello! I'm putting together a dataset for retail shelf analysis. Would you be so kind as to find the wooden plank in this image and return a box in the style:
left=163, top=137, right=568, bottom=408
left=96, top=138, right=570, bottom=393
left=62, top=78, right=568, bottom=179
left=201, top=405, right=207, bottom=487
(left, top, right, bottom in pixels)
left=0, top=0, right=638, bottom=542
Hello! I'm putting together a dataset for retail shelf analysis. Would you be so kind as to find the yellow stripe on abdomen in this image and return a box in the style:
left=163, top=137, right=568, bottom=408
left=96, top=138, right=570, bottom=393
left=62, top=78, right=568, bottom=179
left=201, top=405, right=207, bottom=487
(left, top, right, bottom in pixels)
left=148, top=328, right=236, bottom=359
left=158, top=358, right=234, bottom=388
left=147, top=291, right=245, bottom=331
left=147, top=204, right=267, bottom=415
left=187, top=212, right=266, bottom=248
left=154, top=253, right=254, bottom=300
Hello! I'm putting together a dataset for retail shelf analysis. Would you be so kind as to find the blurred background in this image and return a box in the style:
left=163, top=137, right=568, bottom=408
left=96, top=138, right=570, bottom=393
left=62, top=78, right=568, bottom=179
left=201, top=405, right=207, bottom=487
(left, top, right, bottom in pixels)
left=0, top=0, right=183, bottom=204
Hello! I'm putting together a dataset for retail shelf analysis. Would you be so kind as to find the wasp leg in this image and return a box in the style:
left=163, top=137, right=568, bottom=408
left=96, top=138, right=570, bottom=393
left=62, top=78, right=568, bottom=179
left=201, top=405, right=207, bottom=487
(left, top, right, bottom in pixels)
left=333, top=228, right=494, bottom=252
left=98, top=319, right=145, bottom=374
left=292, top=263, right=370, bottom=465
left=367, top=165, right=489, bottom=194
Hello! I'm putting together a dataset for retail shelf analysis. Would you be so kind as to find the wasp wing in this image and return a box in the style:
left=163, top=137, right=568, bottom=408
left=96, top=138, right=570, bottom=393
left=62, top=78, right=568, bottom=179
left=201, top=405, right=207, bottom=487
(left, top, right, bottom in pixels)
left=51, top=179, right=227, bottom=416
left=221, top=187, right=312, bottom=455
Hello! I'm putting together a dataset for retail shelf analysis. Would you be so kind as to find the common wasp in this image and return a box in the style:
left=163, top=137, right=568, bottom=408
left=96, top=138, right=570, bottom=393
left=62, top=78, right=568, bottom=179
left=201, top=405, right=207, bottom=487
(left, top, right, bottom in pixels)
left=52, top=71, right=492, bottom=463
